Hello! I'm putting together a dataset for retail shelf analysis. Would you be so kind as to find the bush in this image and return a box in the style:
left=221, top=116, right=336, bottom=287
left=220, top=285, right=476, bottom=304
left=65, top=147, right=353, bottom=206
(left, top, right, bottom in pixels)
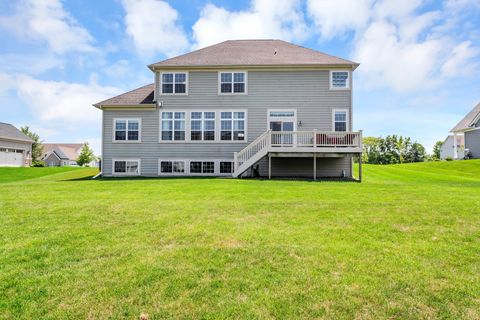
left=445, top=157, right=453, bottom=161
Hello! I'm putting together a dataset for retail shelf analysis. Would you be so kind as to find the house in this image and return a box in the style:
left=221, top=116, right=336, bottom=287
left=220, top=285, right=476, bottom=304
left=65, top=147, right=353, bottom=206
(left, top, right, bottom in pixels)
left=0, top=122, right=33, bottom=167
left=439, top=135, right=464, bottom=160
left=42, top=143, right=83, bottom=166
left=448, top=102, right=480, bottom=159
left=94, top=40, right=363, bottom=180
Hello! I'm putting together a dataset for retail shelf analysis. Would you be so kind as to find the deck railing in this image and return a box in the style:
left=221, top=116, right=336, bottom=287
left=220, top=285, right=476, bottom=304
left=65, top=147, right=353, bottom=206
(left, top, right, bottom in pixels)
left=270, top=131, right=362, bottom=148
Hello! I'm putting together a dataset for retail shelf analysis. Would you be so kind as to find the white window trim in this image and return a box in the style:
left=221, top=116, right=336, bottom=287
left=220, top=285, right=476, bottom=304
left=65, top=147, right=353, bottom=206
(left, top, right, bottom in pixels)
left=267, top=109, right=297, bottom=131
left=190, top=111, right=217, bottom=142
left=220, top=110, right=247, bottom=142
left=332, top=108, right=350, bottom=132
left=159, top=111, right=187, bottom=142
left=157, top=159, right=234, bottom=176
left=159, top=109, right=248, bottom=143
left=112, top=118, right=142, bottom=143
left=329, top=70, right=350, bottom=90
left=112, top=158, right=141, bottom=176
left=158, top=159, right=187, bottom=176
left=159, top=71, right=189, bottom=95
left=218, top=71, right=248, bottom=95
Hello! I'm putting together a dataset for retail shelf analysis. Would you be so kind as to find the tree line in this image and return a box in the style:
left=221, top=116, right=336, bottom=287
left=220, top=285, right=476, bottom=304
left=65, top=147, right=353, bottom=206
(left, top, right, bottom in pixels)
left=362, top=135, right=436, bottom=164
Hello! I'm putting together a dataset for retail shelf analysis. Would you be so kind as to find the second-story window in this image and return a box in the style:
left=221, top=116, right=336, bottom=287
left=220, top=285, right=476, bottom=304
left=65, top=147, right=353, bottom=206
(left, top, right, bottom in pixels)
left=161, top=73, right=187, bottom=94
left=191, top=112, right=215, bottom=141
left=161, top=112, right=185, bottom=141
left=330, top=71, right=350, bottom=89
left=219, top=72, right=246, bottom=94
left=221, top=112, right=245, bottom=141
left=114, top=119, right=140, bottom=142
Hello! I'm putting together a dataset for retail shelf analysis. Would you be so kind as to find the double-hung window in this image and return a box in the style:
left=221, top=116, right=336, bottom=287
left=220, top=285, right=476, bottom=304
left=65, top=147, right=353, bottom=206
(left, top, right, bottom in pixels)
left=190, top=161, right=215, bottom=174
left=334, top=110, right=348, bottom=132
left=113, top=159, right=140, bottom=175
left=221, top=112, right=245, bottom=141
left=191, top=112, right=215, bottom=141
left=114, top=119, right=140, bottom=142
left=160, top=160, right=185, bottom=174
left=161, top=112, right=185, bottom=141
left=219, top=72, right=246, bottom=94
left=330, top=70, right=350, bottom=89
left=161, top=73, right=187, bottom=94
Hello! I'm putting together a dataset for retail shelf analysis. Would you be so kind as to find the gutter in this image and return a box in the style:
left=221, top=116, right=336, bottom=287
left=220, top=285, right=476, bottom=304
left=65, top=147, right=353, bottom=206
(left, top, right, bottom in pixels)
left=92, top=172, right=102, bottom=179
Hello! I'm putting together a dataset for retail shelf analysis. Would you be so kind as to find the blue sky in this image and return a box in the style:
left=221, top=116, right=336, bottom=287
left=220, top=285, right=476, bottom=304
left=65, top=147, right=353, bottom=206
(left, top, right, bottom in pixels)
left=1, top=0, right=479, bottom=153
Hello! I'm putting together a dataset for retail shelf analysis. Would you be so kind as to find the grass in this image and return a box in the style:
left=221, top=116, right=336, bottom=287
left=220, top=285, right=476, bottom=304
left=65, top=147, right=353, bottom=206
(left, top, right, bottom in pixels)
left=0, top=166, right=79, bottom=183
left=0, top=161, right=479, bottom=319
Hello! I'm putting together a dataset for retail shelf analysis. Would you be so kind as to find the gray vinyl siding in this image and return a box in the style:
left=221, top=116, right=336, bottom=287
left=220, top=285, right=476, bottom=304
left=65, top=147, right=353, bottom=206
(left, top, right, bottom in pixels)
left=0, top=138, right=32, bottom=151
left=465, top=130, right=480, bottom=158
left=102, top=70, right=353, bottom=176
left=44, top=153, right=62, bottom=166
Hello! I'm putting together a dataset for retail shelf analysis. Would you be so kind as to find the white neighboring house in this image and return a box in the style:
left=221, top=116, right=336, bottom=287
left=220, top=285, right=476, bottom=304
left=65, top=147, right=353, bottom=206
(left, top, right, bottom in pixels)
left=440, top=135, right=465, bottom=160
left=447, top=102, right=480, bottom=159
left=42, top=143, right=98, bottom=167
left=0, top=122, right=33, bottom=167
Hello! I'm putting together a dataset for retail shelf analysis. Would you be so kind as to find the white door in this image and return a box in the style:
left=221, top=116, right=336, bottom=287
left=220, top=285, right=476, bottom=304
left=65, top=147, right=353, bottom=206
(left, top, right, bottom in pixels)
left=0, top=150, right=24, bottom=167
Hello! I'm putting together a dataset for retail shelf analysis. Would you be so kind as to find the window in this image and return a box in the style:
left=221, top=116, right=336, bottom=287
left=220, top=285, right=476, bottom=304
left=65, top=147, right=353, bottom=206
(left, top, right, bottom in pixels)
left=160, top=161, right=185, bottom=174
left=334, top=110, right=348, bottom=132
left=190, top=161, right=215, bottom=174
left=269, top=111, right=295, bottom=117
left=220, top=161, right=233, bottom=174
left=221, top=111, right=245, bottom=141
left=219, top=72, right=246, bottom=94
left=114, top=119, right=140, bottom=142
left=191, top=112, right=215, bottom=141
left=113, top=160, right=140, bottom=175
left=330, top=71, right=350, bottom=89
left=161, top=73, right=187, bottom=94
left=161, top=112, right=185, bottom=141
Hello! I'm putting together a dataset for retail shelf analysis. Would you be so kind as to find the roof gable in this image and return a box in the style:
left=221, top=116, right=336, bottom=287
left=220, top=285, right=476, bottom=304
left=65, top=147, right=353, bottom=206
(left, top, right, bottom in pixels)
left=149, top=40, right=359, bottom=69
left=451, top=102, right=480, bottom=132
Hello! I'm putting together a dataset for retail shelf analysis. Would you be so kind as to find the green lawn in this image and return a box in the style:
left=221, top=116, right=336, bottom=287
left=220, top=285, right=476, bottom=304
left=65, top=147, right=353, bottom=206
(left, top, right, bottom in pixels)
left=0, top=161, right=479, bottom=319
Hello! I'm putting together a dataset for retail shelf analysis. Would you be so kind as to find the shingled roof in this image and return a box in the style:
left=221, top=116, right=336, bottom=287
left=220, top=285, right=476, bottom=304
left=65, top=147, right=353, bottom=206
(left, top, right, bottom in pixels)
left=0, top=122, right=33, bottom=143
left=149, top=39, right=359, bottom=69
left=451, top=102, right=480, bottom=132
left=93, top=83, right=155, bottom=108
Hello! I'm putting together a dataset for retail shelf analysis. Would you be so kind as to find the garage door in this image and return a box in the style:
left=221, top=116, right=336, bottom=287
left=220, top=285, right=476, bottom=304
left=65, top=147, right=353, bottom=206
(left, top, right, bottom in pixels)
left=0, top=150, right=24, bottom=167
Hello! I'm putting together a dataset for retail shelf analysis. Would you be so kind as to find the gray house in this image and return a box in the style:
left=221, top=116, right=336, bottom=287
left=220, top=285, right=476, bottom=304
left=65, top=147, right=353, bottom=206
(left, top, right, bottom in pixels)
left=449, top=102, right=480, bottom=159
left=0, top=122, right=33, bottom=167
left=94, top=40, right=363, bottom=179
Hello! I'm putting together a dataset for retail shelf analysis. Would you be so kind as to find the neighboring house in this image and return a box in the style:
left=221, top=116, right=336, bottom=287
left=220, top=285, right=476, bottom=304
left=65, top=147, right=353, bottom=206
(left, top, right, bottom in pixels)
left=440, top=135, right=465, bottom=160
left=449, top=102, right=480, bottom=159
left=0, top=122, right=33, bottom=167
left=94, top=40, right=363, bottom=180
left=42, top=143, right=83, bottom=167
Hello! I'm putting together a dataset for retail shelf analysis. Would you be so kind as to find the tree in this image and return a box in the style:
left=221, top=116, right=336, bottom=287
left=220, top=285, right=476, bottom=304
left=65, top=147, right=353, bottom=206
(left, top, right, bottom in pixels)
left=76, top=143, right=94, bottom=167
left=405, top=142, right=426, bottom=162
left=432, top=141, right=443, bottom=160
left=20, top=126, right=44, bottom=167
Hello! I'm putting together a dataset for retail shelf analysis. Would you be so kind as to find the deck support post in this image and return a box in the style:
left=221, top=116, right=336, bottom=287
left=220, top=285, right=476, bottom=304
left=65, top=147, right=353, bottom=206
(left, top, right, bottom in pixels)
left=268, top=153, right=271, bottom=180
left=358, top=154, right=362, bottom=182
left=313, top=152, right=317, bottom=181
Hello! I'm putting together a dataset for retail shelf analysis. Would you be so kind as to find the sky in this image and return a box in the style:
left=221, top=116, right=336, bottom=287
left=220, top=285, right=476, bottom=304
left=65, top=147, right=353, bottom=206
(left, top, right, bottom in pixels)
left=0, top=0, right=479, bottom=154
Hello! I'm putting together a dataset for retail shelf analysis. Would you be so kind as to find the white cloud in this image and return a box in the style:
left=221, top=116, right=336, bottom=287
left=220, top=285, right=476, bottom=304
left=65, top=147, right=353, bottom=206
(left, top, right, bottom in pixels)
left=192, top=0, right=309, bottom=49
left=306, top=0, right=480, bottom=92
left=441, top=41, right=479, bottom=77
left=14, top=75, right=120, bottom=124
left=0, top=0, right=94, bottom=54
left=307, top=0, right=372, bottom=39
left=122, top=0, right=189, bottom=57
